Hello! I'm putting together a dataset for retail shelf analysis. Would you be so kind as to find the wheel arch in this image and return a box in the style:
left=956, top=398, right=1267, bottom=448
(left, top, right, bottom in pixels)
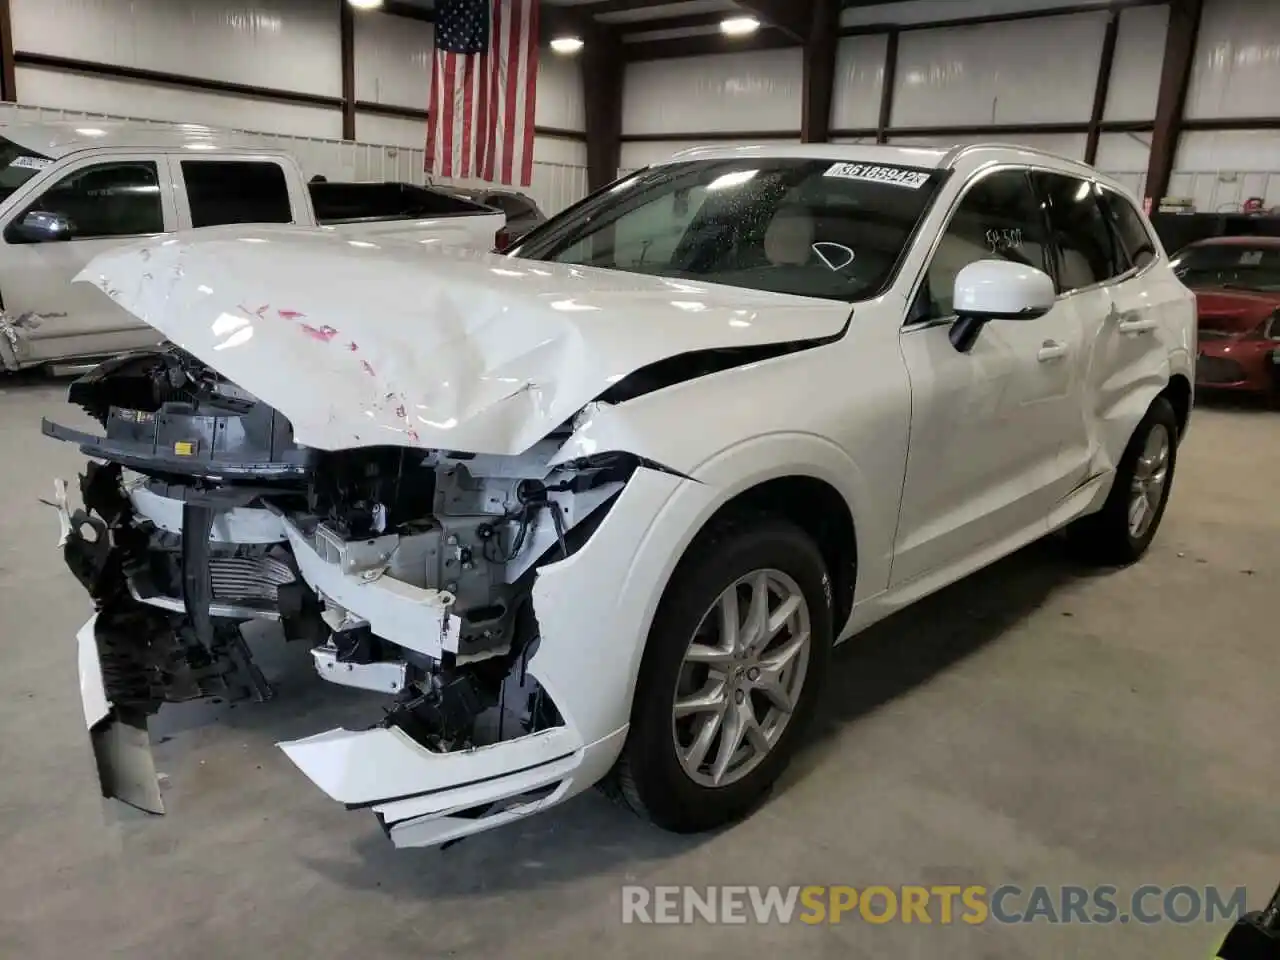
left=684, top=475, right=858, bottom=640
left=1161, top=373, right=1192, bottom=437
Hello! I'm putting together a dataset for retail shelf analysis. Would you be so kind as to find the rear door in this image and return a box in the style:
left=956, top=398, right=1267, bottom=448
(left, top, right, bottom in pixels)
left=1090, top=183, right=1188, bottom=467
left=1027, top=171, right=1134, bottom=507
left=0, top=153, right=177, bottom=363
left=893, top=167, right=1085, bottom=585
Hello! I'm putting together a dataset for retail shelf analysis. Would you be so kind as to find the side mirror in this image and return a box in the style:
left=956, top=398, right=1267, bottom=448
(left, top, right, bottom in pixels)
left=949, top=259, right=1056, bottom=352
left=6, top=210, right=73, bottom=244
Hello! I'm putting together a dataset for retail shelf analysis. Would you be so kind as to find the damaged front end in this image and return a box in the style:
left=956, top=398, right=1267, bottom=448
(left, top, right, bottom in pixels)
left=0, top=309, right=44, bottom=370
left=45, top=346, right=636, bottom=841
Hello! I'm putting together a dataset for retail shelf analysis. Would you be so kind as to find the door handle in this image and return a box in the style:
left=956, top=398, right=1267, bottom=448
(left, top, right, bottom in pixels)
left=1117, top=311, right=1158, bottom=335
left=1037, top=339, right=1069, bottom=362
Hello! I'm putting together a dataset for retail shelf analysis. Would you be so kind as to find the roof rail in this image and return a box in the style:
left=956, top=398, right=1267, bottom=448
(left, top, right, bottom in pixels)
left=940, top=141, right=1092, bottom=170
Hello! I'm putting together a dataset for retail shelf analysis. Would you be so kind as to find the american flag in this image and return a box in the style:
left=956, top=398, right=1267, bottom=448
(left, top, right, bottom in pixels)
left=427, top=0, right=540, bottom=188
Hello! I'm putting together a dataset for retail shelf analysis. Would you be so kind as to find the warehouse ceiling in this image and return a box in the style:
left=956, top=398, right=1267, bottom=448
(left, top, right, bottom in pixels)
left=382, top=0, right=894, bottom=48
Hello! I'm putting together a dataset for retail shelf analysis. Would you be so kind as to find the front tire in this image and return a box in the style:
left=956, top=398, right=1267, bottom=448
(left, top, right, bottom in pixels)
left=610, top=516, right=833, bottom=833
left=1067, top=396, right=1179, bottom=565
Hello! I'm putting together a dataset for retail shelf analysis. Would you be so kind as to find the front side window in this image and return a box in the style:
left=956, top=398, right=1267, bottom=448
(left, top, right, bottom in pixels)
left=1170, top=243, right=1280, bottom=292
left=0, top=137, right=54, bottom=204
left=17, top=161, right=162, bottom=240
left=182, top=160, right=292, bottom=228
left=513, top=158, right=946, bottom=303
left=1033, top=172, right=1125, bottom=292
left=922, top=168, right=1052, bottom=318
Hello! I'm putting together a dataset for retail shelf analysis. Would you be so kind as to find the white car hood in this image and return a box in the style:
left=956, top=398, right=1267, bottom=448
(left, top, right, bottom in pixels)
left=77, top=226, right=851, bottom=454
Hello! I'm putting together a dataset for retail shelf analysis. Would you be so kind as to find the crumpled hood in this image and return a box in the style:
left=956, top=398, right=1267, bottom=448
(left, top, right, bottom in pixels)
left=76, top=226, right=851, bottom=455
left=1194, top=288, right=1280, bottom=335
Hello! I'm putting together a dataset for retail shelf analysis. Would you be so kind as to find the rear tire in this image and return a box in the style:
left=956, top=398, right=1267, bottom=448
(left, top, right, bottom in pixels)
left=1067, top=396, right=1178, bottom=566
left=610, top=515, right=833, bottom=833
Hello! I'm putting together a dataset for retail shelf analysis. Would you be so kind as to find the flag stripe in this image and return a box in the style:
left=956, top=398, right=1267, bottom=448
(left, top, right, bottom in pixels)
left=501, top=0, right=521, bottom=186
left=460, top=57, right=474, bottom=179
left=485, top=0, right=503, bottom=182
left=520, top=2, right=538, bottom=188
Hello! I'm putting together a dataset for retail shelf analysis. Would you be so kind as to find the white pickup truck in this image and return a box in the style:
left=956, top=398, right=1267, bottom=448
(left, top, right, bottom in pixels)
left=0, top=121, right=505, bottom=369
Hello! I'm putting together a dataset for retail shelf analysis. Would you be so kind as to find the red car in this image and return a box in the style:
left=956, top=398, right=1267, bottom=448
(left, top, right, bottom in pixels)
left=1172, top=236, right=1280, bottom=398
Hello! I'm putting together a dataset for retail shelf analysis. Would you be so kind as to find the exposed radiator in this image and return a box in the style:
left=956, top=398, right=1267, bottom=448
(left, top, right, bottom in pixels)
left=209, top=555, right=295, bottom=603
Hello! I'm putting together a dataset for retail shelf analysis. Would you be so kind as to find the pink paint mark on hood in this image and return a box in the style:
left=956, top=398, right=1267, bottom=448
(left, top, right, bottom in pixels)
left=300, top=323, right=339, bottom=343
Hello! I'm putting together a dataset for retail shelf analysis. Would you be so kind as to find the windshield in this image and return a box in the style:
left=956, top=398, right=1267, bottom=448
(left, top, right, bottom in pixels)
left=511, top=158, right=946, bottom=303
left=0, top=136, right=53, bottom=204
left=1170, top=243, right=1280, bottom=292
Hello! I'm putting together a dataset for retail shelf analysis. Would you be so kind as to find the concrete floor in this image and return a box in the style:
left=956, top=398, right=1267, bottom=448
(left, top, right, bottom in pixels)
left=1, top=379, right=1277, bottom=960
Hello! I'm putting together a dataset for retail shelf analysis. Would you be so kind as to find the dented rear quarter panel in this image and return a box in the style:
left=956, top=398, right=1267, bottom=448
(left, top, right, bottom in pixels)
left=1081, top=264, right=1195, bottom=478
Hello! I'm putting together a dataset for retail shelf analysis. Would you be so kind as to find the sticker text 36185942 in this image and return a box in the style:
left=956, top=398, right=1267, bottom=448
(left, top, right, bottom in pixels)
left=823, top=162, right=931, bottom=189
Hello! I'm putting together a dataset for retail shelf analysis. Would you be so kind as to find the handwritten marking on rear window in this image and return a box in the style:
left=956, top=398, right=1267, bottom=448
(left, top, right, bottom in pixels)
left=823, top=163, right=930, bottom=189
left=1240, top=250, right=1264, bottom=266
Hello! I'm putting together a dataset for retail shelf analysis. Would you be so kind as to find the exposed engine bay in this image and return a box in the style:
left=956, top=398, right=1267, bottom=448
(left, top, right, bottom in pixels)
left=43, top=346, right=635, bottom=815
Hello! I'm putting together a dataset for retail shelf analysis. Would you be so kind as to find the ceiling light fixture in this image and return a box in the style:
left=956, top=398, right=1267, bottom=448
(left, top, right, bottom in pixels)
left=347, top=0, right=384, bottom=10
left=550, top=36, right=584, bottom=55
left=720, top=16, right=760, bottom=36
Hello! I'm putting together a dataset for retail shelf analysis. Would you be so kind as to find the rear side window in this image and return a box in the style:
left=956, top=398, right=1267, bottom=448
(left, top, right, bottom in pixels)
left=1032, top=172, right=1125, bottom=292
left=1099, top=187, right=1158, bottom=270
left=923, top=168, right=1052, bottom=318
left=182, top=160, right=292, bottom=228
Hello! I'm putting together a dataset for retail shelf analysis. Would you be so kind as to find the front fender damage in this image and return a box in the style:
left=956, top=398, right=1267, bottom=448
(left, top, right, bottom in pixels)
left=277, top=462, right=689, bottom=848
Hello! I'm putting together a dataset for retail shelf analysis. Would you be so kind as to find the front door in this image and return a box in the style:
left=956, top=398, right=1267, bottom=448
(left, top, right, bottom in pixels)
left=0, top=154, right=176, bottom=364
left=892, top=167, right=1084, bottom=586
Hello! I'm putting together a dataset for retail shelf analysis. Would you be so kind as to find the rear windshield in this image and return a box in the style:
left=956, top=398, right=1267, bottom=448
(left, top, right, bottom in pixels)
left=0, top=136, right=53, bottom=204
left=511, top=158, right=946, bottom=303
left=309, top=182, right=491, bottom=224
left=1171, top=243, right=1280, bottom=292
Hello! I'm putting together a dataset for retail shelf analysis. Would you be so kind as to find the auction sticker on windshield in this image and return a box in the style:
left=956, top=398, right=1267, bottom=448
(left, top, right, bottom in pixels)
left=824, top=163, right=930, bottom=189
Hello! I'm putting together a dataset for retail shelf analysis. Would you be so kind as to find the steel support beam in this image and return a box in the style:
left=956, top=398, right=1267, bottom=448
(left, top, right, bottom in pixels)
left=876, top=29, right=899, bottom=143
left=801, top=0, right=838, bottom=143
left=0, top=0, right=15, bottom=103
left=1144, top=0, right=1204, bottom=209
left=1084, top=10, right=1121, bottom=165
left=340, top=0, right=356, bottom=141
left=582, top=22, right=625, bottom=191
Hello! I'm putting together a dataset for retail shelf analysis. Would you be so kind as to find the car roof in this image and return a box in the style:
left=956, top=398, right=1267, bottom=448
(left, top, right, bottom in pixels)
left=0, top=120, right=286, bottom=159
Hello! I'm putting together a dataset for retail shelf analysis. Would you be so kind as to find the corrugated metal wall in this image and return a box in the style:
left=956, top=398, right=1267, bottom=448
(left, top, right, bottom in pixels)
left=1173, top=0, right=1280, bottom=210
left=4, top=0, right=589, bottom=214
left=618, top=0, right=1278, bottom=213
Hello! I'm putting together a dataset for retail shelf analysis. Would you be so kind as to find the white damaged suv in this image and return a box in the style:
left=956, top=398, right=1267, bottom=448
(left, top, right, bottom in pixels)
left=44, top=143, right=1194, bottom=848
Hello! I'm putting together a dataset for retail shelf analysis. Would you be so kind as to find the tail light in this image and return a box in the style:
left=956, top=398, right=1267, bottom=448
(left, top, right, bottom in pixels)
left=493, top=227, right=516, bottom=253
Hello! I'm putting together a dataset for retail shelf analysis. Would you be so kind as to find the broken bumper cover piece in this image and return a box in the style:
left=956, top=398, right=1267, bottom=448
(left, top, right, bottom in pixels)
left=76, top=614, right=165, bottom=814
left=280, top=724, right=625, bottom=848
